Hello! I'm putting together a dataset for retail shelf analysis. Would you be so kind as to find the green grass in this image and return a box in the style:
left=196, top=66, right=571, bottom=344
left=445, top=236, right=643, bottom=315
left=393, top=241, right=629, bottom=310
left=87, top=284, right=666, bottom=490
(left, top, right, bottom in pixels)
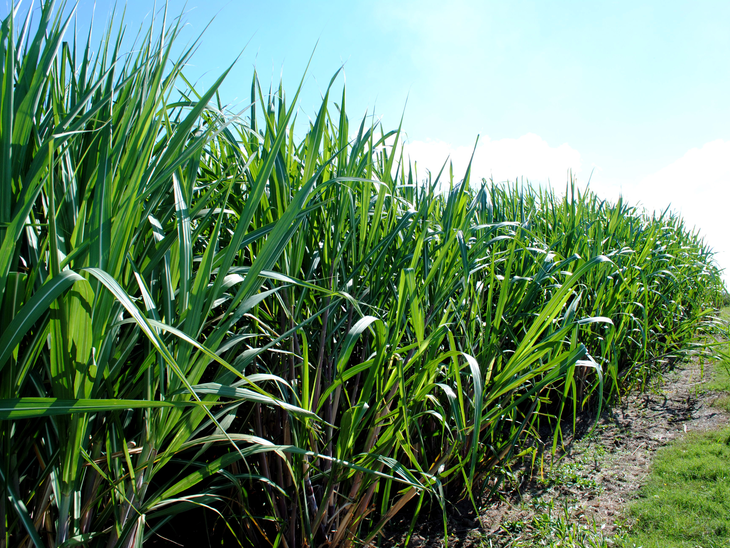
left=708, top=359, right=730, bottom=412
left=705, top=307, right=730, bottom=411
left=622, top=428, right=730, bottom=548
left=713, top=393, right=730, bottom=414
left=705, top=359, right=730, bottom=393
left=500, top=499, right=616, bottom=548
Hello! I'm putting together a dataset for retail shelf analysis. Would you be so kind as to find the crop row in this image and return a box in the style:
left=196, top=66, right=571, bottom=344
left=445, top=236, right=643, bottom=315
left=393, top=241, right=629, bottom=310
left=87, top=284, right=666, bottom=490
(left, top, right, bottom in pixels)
left=0, top=4, right=723, bottom=547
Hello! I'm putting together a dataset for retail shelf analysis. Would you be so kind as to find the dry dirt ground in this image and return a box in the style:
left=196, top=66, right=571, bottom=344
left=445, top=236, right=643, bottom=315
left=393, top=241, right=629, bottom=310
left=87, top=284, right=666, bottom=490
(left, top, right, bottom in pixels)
left=382, top=355, right=730, bottom=547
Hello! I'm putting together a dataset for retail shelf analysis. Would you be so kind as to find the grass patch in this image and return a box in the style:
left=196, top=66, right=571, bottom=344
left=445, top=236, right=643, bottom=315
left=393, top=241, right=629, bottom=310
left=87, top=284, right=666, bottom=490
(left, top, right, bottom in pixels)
left=706, top=353, right=730, bottom=412
left=537, top=461, right=600, bottom=492
left=705, top=306, right=730, bottom=410
left=498, top=499, right=617, bottom=548
left=622, top=427, right=730, bottom=548
left=706, top=357, right=730, bottom=394
left=713, top=394, right=730, bottom=413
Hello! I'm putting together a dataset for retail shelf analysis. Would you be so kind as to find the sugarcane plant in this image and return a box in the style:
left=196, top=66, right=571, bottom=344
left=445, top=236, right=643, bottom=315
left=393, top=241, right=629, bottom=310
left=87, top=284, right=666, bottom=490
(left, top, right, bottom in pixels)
left=0, top=2, right=723, bottom=548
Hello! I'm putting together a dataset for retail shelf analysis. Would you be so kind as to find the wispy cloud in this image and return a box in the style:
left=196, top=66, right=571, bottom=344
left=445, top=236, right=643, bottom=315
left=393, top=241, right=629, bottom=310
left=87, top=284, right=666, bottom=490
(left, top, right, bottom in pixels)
left=403, top=133, right=582, bottom=187
left=623, top=140, right=730, bottom=283
left=572, top=140, right=730, bottom=284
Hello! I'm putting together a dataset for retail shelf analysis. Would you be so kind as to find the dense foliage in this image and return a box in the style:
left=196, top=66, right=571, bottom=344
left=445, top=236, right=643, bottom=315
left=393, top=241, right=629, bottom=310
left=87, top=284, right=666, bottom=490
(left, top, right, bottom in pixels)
left=0, top=3, right=723, bottom=547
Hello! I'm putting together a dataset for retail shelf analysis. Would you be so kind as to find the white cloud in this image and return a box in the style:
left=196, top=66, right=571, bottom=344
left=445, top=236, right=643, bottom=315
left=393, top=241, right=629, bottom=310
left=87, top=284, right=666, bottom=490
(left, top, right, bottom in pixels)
left=627, top=140, right=730, bottom=285
left=586, top=140, right=730, bottom=285
left=633, top=140, right=730, bottom=213
left=403, top=133, right=582, bottom=187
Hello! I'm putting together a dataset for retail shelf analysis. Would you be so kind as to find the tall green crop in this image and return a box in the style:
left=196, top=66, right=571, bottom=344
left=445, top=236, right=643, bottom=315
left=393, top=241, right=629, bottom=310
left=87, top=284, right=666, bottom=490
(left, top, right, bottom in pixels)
left=0, top=3, right=316, bottom=547
left=0, top=3, right=723, bottom=547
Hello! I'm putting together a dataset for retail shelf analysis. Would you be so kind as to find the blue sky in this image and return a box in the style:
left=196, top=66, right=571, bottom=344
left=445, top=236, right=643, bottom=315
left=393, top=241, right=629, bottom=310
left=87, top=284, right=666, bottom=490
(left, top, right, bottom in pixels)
left=4, top=0, right=730, bottom=281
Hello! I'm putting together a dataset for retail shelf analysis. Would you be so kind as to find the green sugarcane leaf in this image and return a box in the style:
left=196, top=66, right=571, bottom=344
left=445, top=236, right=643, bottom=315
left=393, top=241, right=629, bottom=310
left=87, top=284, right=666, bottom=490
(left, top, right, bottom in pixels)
left=191, top=383, right=319, bottom=419
left=0, top=270, right=86, bottom=373
left=0, top=460, right=44, bottom=547
left=0, top=397, right=201, bottom=419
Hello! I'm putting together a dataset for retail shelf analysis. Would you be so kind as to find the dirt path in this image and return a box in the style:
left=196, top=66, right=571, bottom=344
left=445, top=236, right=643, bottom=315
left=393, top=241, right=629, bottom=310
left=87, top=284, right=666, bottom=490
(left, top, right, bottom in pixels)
left=386, top=356, right=730, bottom=547
left=483, top=356, right=729, bottom=544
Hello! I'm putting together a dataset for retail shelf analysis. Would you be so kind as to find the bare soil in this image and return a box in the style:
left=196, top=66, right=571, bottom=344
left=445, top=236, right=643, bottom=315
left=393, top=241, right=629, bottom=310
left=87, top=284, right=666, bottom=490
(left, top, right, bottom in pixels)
left=381, top=356, right=730, bottom=547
